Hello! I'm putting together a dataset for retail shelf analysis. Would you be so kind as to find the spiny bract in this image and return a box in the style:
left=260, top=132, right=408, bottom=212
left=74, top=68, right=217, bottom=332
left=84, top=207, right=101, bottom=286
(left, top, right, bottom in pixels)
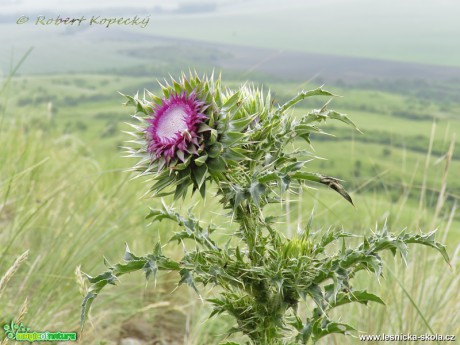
left=123, top=72, right=356, bottom=206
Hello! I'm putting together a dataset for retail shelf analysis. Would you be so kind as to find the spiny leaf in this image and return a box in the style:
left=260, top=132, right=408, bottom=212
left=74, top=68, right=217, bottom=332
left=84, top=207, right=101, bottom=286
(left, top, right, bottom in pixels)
left=193, top=164, right=208, bottom=189
left=179, top=268, right=200, bottom=296
left=328, top=289, right=385, bottom=308
left=306, top=284, right=324, bottom=309
left=143, top=258, right=158, bottom=281
left=327, top=110, right=362, bottom=133
left=80, top=292, right=97, bottom=329
left=277, top=88, right=337, bottom=113
left=222, top=91, right=241, bottom=109
left=124, top=243, right=141, bottom=261
left=222, top=132, right=246, bottom=146
left=312, top=318, right=356, bottom=342
left=402, top=231, right=450, bottom=265
left=249, top=182, right=266, bottom=207
left=81, top=246, right=180, bottom=329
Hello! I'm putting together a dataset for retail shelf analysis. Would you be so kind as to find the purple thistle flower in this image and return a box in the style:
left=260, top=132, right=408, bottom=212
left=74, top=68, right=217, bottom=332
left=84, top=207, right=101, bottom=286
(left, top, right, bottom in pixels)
left=146, top=93, right=208, bottom=164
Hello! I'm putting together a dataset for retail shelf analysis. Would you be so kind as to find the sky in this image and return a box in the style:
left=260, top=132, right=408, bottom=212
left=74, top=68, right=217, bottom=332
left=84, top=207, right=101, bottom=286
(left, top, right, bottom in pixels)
left=0, top=0, right=451, bottom=13
left=3, top=0, right=174, bottom=12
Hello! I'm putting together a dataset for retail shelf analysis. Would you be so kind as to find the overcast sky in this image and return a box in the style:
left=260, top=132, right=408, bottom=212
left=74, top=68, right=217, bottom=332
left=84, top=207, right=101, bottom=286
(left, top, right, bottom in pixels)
left=1, top=0, right=459, bottom=15
left=0, top=0, right=173, bottom=12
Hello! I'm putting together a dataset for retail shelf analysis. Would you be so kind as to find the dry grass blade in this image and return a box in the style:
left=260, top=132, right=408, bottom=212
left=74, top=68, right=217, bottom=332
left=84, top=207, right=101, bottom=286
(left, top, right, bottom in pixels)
left=17, top=297, right=29, bottom=324
left=75, top=265, right=87, bottom=297
left=431, top=135, right=455, bottom=229
left=0, top=250, right=29, bottom=299
left=0, top=299, right=28, bottom=345
left=417, top=121, right=436, bottom=227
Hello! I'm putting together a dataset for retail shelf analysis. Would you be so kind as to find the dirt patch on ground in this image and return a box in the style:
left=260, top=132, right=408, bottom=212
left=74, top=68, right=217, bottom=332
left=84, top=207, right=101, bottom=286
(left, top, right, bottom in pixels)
left=118, top=309, right=186, bottom=345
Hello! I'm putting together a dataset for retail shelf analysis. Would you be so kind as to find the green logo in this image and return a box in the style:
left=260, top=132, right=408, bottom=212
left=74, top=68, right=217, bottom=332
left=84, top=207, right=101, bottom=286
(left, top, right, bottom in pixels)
left=2, top=321, right=77, bottom=342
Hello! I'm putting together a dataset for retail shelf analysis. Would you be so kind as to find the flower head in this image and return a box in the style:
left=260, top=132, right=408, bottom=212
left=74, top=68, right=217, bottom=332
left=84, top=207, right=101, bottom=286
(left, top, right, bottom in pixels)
left=146, top=93, right=207, bottom=164
left=124, top=72, right=356, bottom=204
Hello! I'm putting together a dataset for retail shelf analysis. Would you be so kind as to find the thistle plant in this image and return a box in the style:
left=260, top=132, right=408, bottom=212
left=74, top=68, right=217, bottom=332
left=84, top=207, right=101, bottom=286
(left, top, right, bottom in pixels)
left=81, top=72, right=449, bottom=344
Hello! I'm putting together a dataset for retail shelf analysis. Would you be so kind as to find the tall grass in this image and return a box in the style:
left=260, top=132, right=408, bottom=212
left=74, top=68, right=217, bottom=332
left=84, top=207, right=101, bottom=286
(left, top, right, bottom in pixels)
left=0, top=117, right=163, bottom=343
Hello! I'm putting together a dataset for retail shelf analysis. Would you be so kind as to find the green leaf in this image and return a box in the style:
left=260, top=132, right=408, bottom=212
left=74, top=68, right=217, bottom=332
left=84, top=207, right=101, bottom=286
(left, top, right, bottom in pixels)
left=85, top=270, right=117, bottom=285
left=293, top=317, right=312, bottom=344
left=258, top=172, right=279, bottom=184
left=222, top=91, right=240, bottom=109
left=207, top=156, right=226, bottom=172
left=293, top=124, right=324, bottom=137
left=278, top=88, right=337, bottom=113
left=124, top=243, right=141, bottom=261
left=306, top=284, right=324, bottom=310
left=143, top=258, right=158, bottom=281
left=230, top=115, right=257, bottom=131
left=193, top=164, right=208, bottom=189
left=280, top=161, right=306, bottom=174
left=314, top=229, right=355, bottom=253
left=222, top=132, right=245, bottom=146
left=81, top=245, right=181, bottom=329
left=403, top=231, right=450, bottom=264
left=112, top=261, right=146, bottom=275
left=146, top=208, right=167, bottom=222
left=312, top=318, right=356, bottom=342
left=198, top=123, right=213, bottom=133
left=233, top=188, right=247, bottom=211
left=174, top=180, right=189, bottom=200
left=249, top=182, right=266, bottom=207
left=280, top=175, right=291, bottom=195
left=151, top=175, right=176, bottom=195
left=173, top=80, right=182, bottom=94
left=327, top=110, right=362, bottom=133
left=179, top=268, right=200, bottom=295
left=199, top=181, right=206, bottom=199
left=209, top=128, right=218, bottom=144
left=222, top=148, right=247, bottom=161
left=207, top=142, right=223, bottom=158
left=329, top=289, right=385, bottom=308
left=194, top=154, right=208, bottom=166
left=81, top=292, right=97, bottom=329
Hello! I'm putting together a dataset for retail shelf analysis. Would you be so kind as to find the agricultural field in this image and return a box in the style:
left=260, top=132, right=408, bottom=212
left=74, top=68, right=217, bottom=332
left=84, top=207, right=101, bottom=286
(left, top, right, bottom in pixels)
left=1, top=3, right=460, bottom=343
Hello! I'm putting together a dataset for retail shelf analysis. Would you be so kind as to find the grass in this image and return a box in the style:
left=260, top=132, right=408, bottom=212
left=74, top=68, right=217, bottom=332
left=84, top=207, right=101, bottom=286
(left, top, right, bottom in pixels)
left=1, top=68, right=459, bottom=344
left=0, top=120, right=149, bottom=337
